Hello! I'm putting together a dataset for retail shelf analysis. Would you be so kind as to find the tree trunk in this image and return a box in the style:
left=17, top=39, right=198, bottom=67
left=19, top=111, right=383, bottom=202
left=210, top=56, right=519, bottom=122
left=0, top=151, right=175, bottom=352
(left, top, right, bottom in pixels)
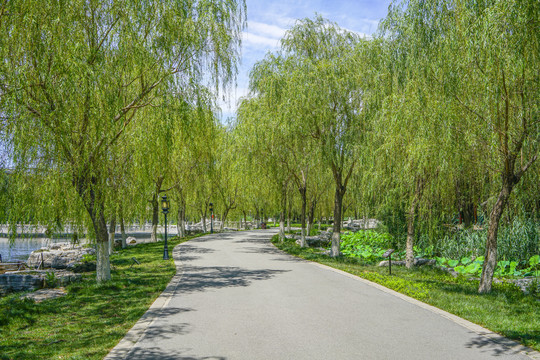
left=221, top=208, right=230, bottom=231
left=151, top=194, right=159, bottom=242
left=202, top=212, right=207, bottom=233
left=120, top=214, right=127, bottom=249
left=405, top=199, right=418, bottom=269
left=307, top=198, right=316, bottom=236
left=462, top=202, right=475, bottom=228
left=279, top=184, right=287, bottom=242
left=331, top=186, right=345, bottom=257
left=478, top=183, right=512, bottom=293
left=92, top=211, right=110, bottom=282
left=287, top=195, right=292, bottom=232
left=108, top=213, right=116, bottom=255
left=77, top=179, right=110, bottom=282
left=299, top=186, right=307, bottom=247
left=177, top=205, right=185, bottom=238
left=406, top=176, right=425, bottom=269
left=243, top=210, right=248, bottom=230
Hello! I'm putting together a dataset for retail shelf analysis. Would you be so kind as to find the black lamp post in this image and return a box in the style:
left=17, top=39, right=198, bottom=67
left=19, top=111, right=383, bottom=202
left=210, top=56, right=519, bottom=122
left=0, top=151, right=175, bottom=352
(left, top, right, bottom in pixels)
left=209, top=202, right=214, bottom=234
left=161, top=195, right=170, bottom=260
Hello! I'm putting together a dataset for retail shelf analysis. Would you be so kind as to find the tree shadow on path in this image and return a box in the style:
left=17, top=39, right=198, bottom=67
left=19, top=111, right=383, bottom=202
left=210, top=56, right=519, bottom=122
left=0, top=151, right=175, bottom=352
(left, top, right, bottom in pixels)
left=176, top=265, right=289, bottom=294
left=464, top=334, right=528, bottom=357
left=128, top=346, right=226, bottom=360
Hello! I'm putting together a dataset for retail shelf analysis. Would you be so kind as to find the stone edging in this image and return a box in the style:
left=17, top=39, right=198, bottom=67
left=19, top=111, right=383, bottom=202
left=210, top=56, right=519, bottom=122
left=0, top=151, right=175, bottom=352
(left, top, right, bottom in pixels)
left=103, top=242, right=186, bottom=360
left=283, top=247, right=540, bottom=360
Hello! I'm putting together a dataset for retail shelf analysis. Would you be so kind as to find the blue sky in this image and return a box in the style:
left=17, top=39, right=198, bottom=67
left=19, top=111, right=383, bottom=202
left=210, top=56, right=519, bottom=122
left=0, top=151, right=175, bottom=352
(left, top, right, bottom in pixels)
left=220, top=0, right=394, bottom=120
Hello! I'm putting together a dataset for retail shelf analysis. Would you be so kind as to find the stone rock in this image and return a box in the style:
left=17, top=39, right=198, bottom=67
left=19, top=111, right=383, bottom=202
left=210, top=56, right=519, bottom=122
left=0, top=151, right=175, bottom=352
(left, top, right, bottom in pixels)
left=127, top=237, right=137, bottom=244
left=22, top=288, right=67, bottom=303
left=0, top=270, right=81, bottom=295
left=0, top=272, right=43, bottom=295
left=344, top=219, right=382, bottom=231
left=495, top=277, right=539, bottom=295
left=437, top=266, right=459, bottom=277
left=70, top=262, right=96, bottom=273
left=26, top=246, right=95, bottom=270
left=378, top=258, right=436, bottom=267
left=319, top=231, right=332, bottom=240
left=294, top=234, right=331, bottom=248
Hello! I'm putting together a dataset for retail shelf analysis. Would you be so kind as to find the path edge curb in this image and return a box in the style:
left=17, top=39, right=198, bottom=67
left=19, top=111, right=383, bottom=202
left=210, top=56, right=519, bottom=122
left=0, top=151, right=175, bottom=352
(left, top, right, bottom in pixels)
left=271, top=241, right=540, bottom=360
left=103, top=241, right=186, bottom=360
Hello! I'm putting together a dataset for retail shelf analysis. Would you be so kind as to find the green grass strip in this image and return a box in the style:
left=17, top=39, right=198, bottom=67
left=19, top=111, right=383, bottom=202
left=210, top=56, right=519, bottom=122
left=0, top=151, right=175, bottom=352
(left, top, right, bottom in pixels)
left=0, top=235, right=198, bottom=360
left=272, top=235, right=540, bottom=352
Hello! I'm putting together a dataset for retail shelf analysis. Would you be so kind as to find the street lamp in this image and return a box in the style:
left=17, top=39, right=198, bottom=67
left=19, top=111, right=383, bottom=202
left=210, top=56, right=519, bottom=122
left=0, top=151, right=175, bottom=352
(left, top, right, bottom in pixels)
left=161, top=195, right=170, bottom=260
left=209, top=202, right=214, bottom=234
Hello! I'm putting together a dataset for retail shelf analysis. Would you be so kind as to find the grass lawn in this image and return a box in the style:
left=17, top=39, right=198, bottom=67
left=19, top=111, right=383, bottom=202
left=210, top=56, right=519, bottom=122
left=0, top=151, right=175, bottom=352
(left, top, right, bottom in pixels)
left=0, top=235, right=197, bottom=360
left=272, top=235, right=540, bottom=352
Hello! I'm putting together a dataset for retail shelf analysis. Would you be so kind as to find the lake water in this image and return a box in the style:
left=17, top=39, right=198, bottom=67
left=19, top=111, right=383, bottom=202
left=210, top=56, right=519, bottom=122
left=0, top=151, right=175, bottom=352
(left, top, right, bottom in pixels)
left=0, top=237, right=73, bottom=263
left=0, top=224, right=181, bottom=263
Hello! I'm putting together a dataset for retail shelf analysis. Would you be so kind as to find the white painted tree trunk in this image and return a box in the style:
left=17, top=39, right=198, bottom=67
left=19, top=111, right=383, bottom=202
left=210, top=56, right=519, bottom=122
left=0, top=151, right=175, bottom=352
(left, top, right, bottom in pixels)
left=96, top=240, right=111, bottom=283
left=300, top=227, right=306, bottom=247
left=108, top=231, right=114, bottom=255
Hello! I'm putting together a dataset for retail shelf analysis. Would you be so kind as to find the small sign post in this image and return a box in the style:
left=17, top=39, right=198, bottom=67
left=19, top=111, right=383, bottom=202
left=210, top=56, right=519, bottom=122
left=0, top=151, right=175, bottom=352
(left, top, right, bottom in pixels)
left=383, top=249, right=395, bottom=275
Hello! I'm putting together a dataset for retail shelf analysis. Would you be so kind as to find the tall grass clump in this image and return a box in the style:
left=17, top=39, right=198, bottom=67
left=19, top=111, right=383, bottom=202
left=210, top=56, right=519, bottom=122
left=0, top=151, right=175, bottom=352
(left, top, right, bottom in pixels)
left=433, top=219, right=539, bottom=260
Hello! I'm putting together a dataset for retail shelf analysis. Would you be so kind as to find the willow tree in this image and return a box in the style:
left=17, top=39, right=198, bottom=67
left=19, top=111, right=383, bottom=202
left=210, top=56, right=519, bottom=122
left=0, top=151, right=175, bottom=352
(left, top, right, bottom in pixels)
left=169, top=93, right=218, bottom=238
left=446, top=0, right=539, bottom=293
left=280, top=17, right=374, bottom=256
left=236, top=97, right=289, bottom=239
left=382, top=0, right=539, bottom=292
left=373, top=4, right=461, bottom=269
left=240, top=53, right=321, bottom=246
left=0, top=0, right=245, bottom=282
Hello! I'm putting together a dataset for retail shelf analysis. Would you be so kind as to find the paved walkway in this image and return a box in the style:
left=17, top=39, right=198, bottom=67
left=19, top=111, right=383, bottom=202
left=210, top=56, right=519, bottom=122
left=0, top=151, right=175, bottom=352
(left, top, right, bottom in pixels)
left=106, top=230, right=537, bottom=360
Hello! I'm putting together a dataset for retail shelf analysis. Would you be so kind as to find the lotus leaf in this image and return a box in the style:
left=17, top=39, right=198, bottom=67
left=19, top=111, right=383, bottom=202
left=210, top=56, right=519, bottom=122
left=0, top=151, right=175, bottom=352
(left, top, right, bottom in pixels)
left=464, top=263, right=481, bottom=275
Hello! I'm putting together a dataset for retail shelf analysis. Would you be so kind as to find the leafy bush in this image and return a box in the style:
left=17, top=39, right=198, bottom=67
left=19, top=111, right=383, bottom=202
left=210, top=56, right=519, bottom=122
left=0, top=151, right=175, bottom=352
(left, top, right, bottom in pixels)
left=434, top=254, right=540, bottom=278
left=82, top=254, right=96, bottom=263
left=340, top=230, right=393, bottom=263
left=44, top=271, right=58, bottom=288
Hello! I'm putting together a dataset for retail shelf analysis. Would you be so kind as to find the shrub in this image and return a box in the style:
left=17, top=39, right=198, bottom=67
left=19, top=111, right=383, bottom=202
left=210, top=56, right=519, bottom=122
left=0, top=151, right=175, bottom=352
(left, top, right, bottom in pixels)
left=340, top=230, right=393, bottom=263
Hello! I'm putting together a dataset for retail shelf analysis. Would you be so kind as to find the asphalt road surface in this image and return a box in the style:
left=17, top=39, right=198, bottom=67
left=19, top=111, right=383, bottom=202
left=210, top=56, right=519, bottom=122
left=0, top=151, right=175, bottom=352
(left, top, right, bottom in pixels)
left=112, top=230, right=533, bottom=360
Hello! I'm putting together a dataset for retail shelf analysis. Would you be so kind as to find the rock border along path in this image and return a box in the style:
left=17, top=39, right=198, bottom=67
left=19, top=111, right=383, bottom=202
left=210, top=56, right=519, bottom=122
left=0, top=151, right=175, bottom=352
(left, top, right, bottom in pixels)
left=106, top=230, right=539, bottom=360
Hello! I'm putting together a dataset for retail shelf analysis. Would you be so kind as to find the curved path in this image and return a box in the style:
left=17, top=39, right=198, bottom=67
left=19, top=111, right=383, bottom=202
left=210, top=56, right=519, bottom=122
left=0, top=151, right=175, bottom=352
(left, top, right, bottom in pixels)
left=107, top=230, right=536, bottom=360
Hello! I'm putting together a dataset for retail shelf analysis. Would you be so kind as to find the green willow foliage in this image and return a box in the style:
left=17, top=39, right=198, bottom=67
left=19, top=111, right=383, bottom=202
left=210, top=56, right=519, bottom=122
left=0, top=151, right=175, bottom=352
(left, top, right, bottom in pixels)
left=238, top=2, right=538, bottom=292
left=0, top=0, right=246, bottom=281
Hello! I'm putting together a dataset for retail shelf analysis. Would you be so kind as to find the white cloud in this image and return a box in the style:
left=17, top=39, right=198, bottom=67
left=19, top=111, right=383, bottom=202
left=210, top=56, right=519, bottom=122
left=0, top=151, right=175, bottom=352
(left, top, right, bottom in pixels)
left=242, top=21, right=287, bottom=51
left=243, top=32, right=281, bottom=49
left=248, top=21, right=287, bottom=39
